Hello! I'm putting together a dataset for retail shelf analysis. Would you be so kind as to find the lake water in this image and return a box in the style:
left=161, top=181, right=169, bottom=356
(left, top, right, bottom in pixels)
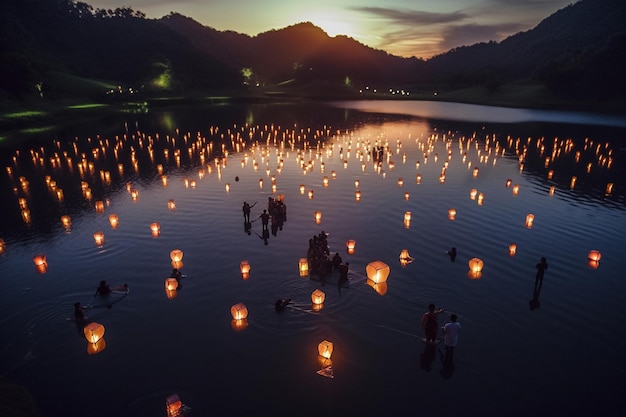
left=1, top=100, right=625, bottom=417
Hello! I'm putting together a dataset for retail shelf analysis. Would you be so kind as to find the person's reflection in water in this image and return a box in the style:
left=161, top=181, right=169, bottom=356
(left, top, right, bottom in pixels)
left=529, top=283, right=542, bottom=310
left=244, top=221, right=252, bottom=235
left=256, top=229, right=269, bottom=245
left=420, top=342, right=437, bottom=372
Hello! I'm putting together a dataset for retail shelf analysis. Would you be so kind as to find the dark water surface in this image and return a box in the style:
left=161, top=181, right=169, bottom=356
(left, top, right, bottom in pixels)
left=1, top=101, right=625, bottom=417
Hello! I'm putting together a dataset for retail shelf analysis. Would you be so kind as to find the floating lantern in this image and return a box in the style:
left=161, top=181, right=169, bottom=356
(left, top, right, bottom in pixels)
left=165, top=277, right=178, bottom=291
left=61, top=215, right=71, bottom=229
left=512, top=185, right=520, bottom=196
left=318, top=340, right=333, bottom=359
left=468, top=257, right=484, bottom=279
left=95, top=200, right=104, bottom=213
left=161, top=175, right=168, bottom=186
left=168, top=199, right=176, bottom=210
left=130, top=189, right=139, bottom=200
left=299, top=258, right=309, bottom=277
left=477, top=193, right=484, bottom=205
left=240, top=260, right=251, bottom=279
left=473, top=167, right=479, bottom=177
left=399, top=249, right=413, bottom=267
left=33, top=254, right=47, bottom=266
left=587, top=250, right=601, bottom=262
left=355, top=190, right=361, bottom=201
left=505, top=179, right=512, bottom=188
left=354, top=180, right=360, bottom=188
left=21, top=208, right=31, bottom=223
left=314, top=211, right=322, bottom=224
left=525, top=214, right=535, bottom=228
left=366, top=261, right=390, bottom=284
left=86, top=338, right=106, bottom=355
left=570, top=176, right=577, bottom=189
left=397, top=178, right=404, bottom=187
left=404, top=192, right=410, bottom=200
left=606, top=183, right=613, bottom=195
left=311, top=289, right=325, bottom=305
left=93, top=231, right=104, bottom=246
left=170, top=249, right=184, bottom=263
left=508, top=243, right=517, bottom=256
left=0, top=238, right=5, bottom=254
left=547, top=170, right=554, bottom=180
left=403, top=211, right=411, bottom=228
left=448, top=208, right=456, bottom=220
left=549, top=186, right=555, bottom=196
left=166, top=394, right=183, bottom=417
left=416, top=174, right=422, bottom=184
left=230, top=303, right=248, bottom=320
left=225, top=183, right=230, bottom=192
left=299, top=184, right=305, bottom=194
left=346, top=240, right=356, bottom=255
left=83, top=322, right=105, bottom=344
left=150, top=222, right=160, bottom=236
left=470, top=188, right=477, bottom=200
left=323, top=176, right=329, bottom=187
left=308, top=190, right=314, bottom=199
left=108, top=214, right=119, bottom=229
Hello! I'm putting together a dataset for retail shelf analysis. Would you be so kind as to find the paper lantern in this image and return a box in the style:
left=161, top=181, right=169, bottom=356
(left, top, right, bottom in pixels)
left=165, top=277, right=178, bottom=291
left=512, top=185, right=520, bottom=196
left=570, top=176, right=577, bottom=189
left=166, top=394, right=182, bottom=417
left=416, top=174, right=422, bottom=184
left=323, top=176, right=329, bottom=187
left=95, top=200, right=104, bottom=213
left=355, top=190, right=361, bottom=201
left=299, top=184, right=305, bottom=194
left=308, top=190, right=314, bottom=199
left=168, top=199, right=176, bottom=210
left=606, top=183, right=613, bottom=195
left=549, top=186, right=555, bottom=196
left=87, top=338, right=106, bottom=355
left=314, top=211, right=322, bottom=224
left=311, top=289, right=325, bottom=305
left=397, top=178, right=404, bottom=187
left=161, top=175, right=168, bottom=186
left=225, top=183, right=230, bottom=192
left=404, top=192, right=410, bottom=200
left=150, top=222, right=160, bottom=237
left=346, top=240, right=356, bottom=255
left=299, top=258, right=309, bottom=277
left=470, top=188, right=477, bottom=200
left=0, top=238, right=5, bottom=254
left=61, top=215, right=71, bottom=229
left=399, top=249, right=413, bottom=267
left=130, top=189, right=139, bottom=200
left=318, top=340, right=333, bottom=359
left=477, top=193, right=484, bottom=205
left=108, top=214, right=119, bottom=228
left=448, top=208, right=456, bottom=220
left=468, top=258, right=484, bottom=273
left=354, top=180, right=360, bottom=188
left=509, top=243, right=517, bottom=256
left=505, top=179, right=512, bottom=188
left=33, top=254, right=47, bottom=266
left=83, top=322, right=105, bottom=343
left=587, top=250, right=601, bottom=262
left=547, top=170, right=554, bottom=180
left=170, top=249, right=184, bottom=262
left=93, top=231, right=104, bottom=246
left=230, top=303, right=248, bottom=320
left=473, top=167, right=479, bottom=177
left=240, top=260, right=251, bottom=279
left=525, top=214, right=535, bottom=228
left=366, top=261, right=390, bottom=284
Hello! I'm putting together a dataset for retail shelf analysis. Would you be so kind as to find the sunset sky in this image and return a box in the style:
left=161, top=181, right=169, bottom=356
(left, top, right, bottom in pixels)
left=87, top=0, right=574, bottom=59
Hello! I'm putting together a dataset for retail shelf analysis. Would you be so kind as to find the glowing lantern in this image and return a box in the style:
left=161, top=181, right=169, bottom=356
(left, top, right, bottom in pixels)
left=161, top=175, right=168, bottom=186
left=512, top=185, right=520, bottom=196
left=0, top=238, right=5, bottom=254
left=225, top=183, right=230, bottom=192
left=355, top=190, right=361, bottom=201
left=230, top=303, right=248, bottom=320
left=318, top=340, right=333, bottom=359
left=606, top=183, right=613, bottom=195
left=399, top=249, right=413, bottom=267
left=311, top=289, right=325, bottom=305
left=93, top=231, right=104, bottom=246
left=299, top=184, right=305, bottom=194
left=505, top=179, right=512, bottom=188
left=166, top=394, right=183, bottom=417
left=299, top=258, right=309, bottom=277
left=33, top=254, right=47, bottom=266
left=366, top=261, right=390, bottom=284
left=130, top=189, right=139, bottom=200
left=308, top=190, right=314, bottom=199
left=477, top=193, right=484, bottom=205
left=448, top=208, right=456, bottom=220
left=397, top=178, right=404, bottom=187
left=588, top=250, right=601, bottom=262
left=168, top=199, right=176, bottom=210
left=83, top=322, right=105, bottom=343
left=470, top=189, right=477, bottom=200
left=354, top=180, right=360, bottom=188
left=403, top=211, right=411, bottom=228
left=570, top=176, right=577, bottom=189
left=346, top=240, right=356, bottom=255
left=404, top=192, right=410, bottom=200
left=549, top=186, right=555, bottom=196
left=61, top=215, right=71, bottom=229
left=525, top=214, right=535, bottom=228
left=170, top=249, right=184, bottom=263
left=323, top=176, right=329, bottom=187
left=165, top=277, right=178, bottom=291
left=87, top=338, right=106, bottom=355
left=240, top=260, right=251, bottom=279
left=416, top=174, right=422, bottom=184
left=314, top=211, right=322, bottom=224
left=150, top=222, right=160, bottom=237
left=547, top=170, right=554, bottom=180
left=95, top=200, right=104, bottom=213
left=509, top=243, right=517, bottom=256
left=231, top=318, right=249, bottom=331
left=473, top=167, right=479, bottom=177
left=108, top=214, right=119, bottom=229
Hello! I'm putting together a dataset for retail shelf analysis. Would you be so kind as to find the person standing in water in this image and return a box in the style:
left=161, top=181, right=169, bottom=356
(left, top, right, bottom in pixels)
left=421, top=304, right=444, bottom=343
left=442, top=314, right=461, bottom=366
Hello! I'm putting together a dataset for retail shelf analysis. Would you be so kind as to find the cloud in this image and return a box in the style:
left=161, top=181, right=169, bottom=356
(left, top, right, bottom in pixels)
left=351, top=6, right=469, bottom=25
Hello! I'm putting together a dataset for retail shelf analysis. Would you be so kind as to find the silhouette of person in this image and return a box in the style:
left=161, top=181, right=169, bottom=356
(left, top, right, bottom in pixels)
left=256, top=229, right=269, bottom=245
left=447, top=247, right=457, bottom=262
left=244, top=221, right=252, bottom=235
left=258, top=210, right=270, bottom=231
left=442, top=314, right=461, bottom=367
left=275, top=298, right=291, bottom=312
left=74, top=302, right=87, bottom=321
left=420, top=341, right=437, bottom=372
left=95, top=280, right=111, bottom=296
left=338, top=262, right=349, bottom=295
left=421, top=304, right=444, bottom=343
left=535, top=257, right=548, bottom=287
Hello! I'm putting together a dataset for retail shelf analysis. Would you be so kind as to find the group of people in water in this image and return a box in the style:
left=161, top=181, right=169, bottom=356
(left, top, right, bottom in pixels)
left=74, top=280, right=129, bottom=321
left=306, top=231, right=350, bottom=290
left=243, top=197, right=287, bottom=243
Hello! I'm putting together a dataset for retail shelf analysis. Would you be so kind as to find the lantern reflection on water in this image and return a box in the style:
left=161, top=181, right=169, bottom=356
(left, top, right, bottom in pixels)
left=86, top=338, right=106, bottom=355
left=299, top=258, right=309, bottom=277
left=108, top=214, right=119, bottom=229
left=83, top=322, right=105, bottom=343
left=367, top=279, right=387, bottom=296
left=230, top=303, right=248, bottom=320
left=33, top=254, right=47, bottom=266
left=366, top=261, right=390, bottom=284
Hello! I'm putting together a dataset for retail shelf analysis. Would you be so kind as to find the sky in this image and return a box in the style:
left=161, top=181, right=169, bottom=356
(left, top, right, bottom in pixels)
left=85, top=0, right=575, bottom=59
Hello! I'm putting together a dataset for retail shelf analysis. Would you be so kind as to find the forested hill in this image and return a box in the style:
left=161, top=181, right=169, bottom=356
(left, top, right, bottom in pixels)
left=0, top=0, right=624, bottom=103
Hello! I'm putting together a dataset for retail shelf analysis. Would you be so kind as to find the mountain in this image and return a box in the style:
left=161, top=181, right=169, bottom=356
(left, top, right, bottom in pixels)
left=0, top=0, right=624, bottom=103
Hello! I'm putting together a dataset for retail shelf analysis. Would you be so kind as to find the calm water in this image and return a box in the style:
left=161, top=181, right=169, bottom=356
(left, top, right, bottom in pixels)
left=1, top=101, right=625, bottom=417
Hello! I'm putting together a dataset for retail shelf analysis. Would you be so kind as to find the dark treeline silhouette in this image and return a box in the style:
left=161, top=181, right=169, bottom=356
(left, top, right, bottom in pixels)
left=1, top=0, right=624, bottom=102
